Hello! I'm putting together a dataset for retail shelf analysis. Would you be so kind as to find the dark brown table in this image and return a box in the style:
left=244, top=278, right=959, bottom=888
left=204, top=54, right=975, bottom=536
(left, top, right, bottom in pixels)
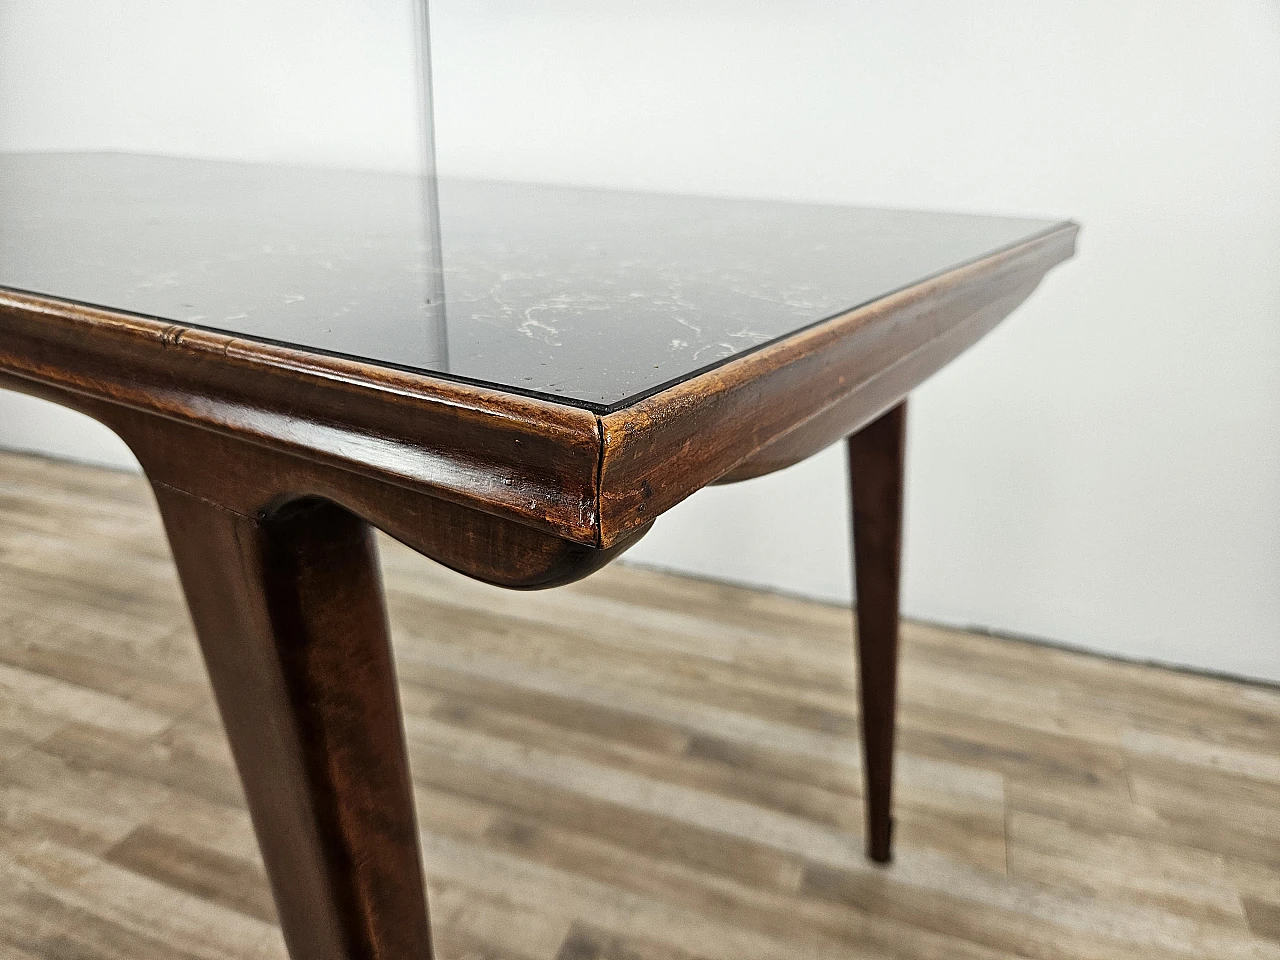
left=0, top=152, right=1076, bottom=960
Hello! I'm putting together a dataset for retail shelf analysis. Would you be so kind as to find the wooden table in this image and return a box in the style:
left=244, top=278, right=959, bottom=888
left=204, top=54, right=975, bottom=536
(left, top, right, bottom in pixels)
left=0, top=153, right=1076, bottom=960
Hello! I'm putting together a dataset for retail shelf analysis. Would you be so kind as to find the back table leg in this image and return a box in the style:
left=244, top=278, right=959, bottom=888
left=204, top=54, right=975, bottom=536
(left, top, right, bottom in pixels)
left=846, top=402, right=907, bottom=864
left=152, top=485, right=434, bottom=960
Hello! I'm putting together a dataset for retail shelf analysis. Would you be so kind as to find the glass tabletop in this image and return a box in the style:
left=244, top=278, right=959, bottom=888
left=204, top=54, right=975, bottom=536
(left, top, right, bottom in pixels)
left=0, top=152, right=1062, bottom=412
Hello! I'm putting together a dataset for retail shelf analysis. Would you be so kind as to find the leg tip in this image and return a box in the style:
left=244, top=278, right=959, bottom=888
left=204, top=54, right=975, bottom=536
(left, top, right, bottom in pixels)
left=865, top=816, right=894, bottom=864
left=867, top=848, right=893, bottom=865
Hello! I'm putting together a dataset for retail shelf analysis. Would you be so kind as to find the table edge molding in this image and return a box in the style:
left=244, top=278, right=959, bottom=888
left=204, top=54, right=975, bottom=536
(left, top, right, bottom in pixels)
left=596, top=222, right=1079, bottom=547
left=0, top=290, right=602, bottom=543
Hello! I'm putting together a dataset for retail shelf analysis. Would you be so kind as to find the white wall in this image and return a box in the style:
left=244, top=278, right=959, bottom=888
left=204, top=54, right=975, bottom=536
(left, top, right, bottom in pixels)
left=2, top=1, right=1278, bottom=681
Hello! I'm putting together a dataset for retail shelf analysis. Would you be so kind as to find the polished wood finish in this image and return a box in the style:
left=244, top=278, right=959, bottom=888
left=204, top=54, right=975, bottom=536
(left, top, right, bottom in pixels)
left=3, top=451, right=1280, bottom=960
left=846, top=403, right=908, bottom=864
left=0, top=164, right=1077, bottom=957
left=153, top=488, right=432, bottom=960
left=604, top=225, right=1073, bottom=534
left=0, top=217, right=1076, bottom=550
left=0, top=290, right=602, bottom=543
left=0, top=372, right=646, bottom=591
left=711, top=270, right=1044, bottom=486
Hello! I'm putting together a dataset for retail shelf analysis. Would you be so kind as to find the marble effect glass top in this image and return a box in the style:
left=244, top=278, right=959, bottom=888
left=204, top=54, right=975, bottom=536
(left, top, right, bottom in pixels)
left=0, top=153, right=1061, bottom=412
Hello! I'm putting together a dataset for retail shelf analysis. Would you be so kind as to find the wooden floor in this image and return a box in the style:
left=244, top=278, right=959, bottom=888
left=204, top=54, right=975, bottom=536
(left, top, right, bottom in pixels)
left=0, top=450, right=1278, bottom=960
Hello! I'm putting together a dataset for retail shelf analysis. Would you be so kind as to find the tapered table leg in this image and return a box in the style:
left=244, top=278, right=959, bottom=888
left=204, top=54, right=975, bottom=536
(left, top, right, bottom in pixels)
left=846, top=402, right=907, bottom=864
left=152, top=485, right=434, bottom=960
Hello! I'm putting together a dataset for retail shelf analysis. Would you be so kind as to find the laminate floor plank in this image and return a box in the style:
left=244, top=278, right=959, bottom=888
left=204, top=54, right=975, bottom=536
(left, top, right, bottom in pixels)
left=0, top=451, right=1277, bottom=959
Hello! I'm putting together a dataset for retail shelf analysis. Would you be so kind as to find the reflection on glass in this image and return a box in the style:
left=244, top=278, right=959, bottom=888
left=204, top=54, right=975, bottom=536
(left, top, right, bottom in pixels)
left=0, top=152, right=1058, bottom=409
left=0, top=3, right=1064, bottom=411
left=0, top=0, right=449, bottom=371
left=413, top=0, right=448, bottom=370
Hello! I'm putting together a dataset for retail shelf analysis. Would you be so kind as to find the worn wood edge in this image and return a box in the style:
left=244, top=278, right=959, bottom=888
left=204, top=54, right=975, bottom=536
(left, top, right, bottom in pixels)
left=0, top=366, right=634, bottom=587
left=0, top=222, right=1076, bottom=551
left=596, top=223, right=1079, bottom=547
left=712, top=277, right=1042, bottom=484
left=0, top=289, right=602, bottom=544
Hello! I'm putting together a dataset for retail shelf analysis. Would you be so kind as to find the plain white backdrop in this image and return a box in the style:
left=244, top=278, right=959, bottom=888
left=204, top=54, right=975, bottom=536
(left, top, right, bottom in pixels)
left=1, top=1, right=1278, bottom=680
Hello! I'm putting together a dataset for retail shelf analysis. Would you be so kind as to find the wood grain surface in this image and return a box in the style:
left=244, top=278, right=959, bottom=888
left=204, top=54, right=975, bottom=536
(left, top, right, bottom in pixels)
left=0, top=290, right=603, bottom=544
left=153, top=489, right=433, bottom=960
left=598, top=224, right=1075, bottom=542
left=0, top=219, right=1075, bottom=551
left=1, top=451, right=1277, bottom=960
left=846, top=403, right=908, bottom=864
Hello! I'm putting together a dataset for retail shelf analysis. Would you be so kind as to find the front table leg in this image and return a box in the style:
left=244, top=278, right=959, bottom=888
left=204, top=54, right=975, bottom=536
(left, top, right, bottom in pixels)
left=846, top=402, right=907, bottom=864
left=152, top=485, right=434, bottom=960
